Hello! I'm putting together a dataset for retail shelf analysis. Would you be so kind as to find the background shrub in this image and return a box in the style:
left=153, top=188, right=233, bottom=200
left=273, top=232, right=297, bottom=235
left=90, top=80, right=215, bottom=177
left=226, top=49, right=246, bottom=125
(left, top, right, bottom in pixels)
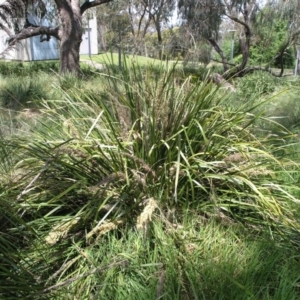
left=0, top=74, right=53, bottom=110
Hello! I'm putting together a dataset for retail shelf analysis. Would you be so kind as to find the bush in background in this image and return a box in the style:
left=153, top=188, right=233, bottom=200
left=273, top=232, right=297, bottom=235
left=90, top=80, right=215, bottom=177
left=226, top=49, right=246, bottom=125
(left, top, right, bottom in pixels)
left=0, top=74, right=54, bottom=110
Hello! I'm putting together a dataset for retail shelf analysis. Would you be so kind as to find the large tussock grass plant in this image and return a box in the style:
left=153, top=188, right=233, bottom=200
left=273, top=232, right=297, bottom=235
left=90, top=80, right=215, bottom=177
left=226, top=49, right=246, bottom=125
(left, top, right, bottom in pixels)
left=0, top=61, right=300, bottom=297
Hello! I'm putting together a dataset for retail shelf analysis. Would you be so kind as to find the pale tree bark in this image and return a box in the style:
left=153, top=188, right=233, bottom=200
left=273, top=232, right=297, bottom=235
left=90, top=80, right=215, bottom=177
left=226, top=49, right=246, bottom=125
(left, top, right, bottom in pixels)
left=1, top=0, right=113, bottom=75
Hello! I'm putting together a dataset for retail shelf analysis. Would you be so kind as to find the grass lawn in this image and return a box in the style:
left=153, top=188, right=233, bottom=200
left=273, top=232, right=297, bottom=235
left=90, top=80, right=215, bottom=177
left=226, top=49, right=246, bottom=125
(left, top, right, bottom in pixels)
left=80, top=53, right=180, bottom=67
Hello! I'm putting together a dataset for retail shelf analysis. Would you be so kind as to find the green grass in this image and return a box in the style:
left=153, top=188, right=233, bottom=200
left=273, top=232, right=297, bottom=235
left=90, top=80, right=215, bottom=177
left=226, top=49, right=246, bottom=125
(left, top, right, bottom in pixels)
left=0, top=60, right=300, bottom=299
left=18, top=218, right=300, bottom=299
left=80, top=53, right=222, bottom=79
left=81, top=53, right=179, bottom=67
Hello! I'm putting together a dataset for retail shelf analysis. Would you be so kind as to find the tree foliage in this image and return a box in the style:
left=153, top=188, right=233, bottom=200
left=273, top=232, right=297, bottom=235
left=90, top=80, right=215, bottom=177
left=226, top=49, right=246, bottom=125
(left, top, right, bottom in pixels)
left=178, top=0, right=299, bottom=77
left=178, top=0, right=223, bottom=40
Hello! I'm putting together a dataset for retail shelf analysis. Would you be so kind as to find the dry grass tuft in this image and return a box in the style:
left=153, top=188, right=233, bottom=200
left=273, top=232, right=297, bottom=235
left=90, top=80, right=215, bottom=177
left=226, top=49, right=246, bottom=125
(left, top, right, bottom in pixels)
left=223, top=152, right=274, bottom=177
left=96, top=171, right=126, bottom=186
left=123, top=153, right=156, bottom=178
left=45, top=218, right=80, bottom=245
left=223, top=152, right=245, bottom=164
left=18, top=108, right=42, bottom=120
left=136, top=198, right=158, bottom=233
left=86, top=220, right=124, bottom=241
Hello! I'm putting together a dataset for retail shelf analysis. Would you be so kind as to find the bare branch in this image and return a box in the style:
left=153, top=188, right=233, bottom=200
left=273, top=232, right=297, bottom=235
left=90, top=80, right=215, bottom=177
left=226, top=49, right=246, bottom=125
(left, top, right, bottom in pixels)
left=42, top=260, right=129, bottom=293
left=224, top=13, right=251, bottom=34
left=7, top=25, right=60, bottom=47
left=241, top=66, right=291, bottom=77
left=81, top=0, right=113, bottom=15
left=207, top=37, right=230, bottom=72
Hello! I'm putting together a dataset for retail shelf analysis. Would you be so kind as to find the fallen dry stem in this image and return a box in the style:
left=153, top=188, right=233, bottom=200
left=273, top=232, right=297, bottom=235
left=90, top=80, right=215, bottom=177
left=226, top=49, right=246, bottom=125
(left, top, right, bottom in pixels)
left=42, top=259, right=129, bottom=293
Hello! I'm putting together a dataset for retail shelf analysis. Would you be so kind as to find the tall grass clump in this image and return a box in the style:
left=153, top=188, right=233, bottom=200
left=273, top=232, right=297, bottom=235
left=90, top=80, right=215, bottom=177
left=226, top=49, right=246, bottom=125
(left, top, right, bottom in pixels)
left=0, top=60, right=96, bottom=79
left=0, top=200, right=47, bottom=299
left=0, top=135, right=47, bottom=299
left=1, top=62, right=300, bottom=297
left=0, top=61, right=60, bottom=76
left=0, top=73, right=54, bottom=110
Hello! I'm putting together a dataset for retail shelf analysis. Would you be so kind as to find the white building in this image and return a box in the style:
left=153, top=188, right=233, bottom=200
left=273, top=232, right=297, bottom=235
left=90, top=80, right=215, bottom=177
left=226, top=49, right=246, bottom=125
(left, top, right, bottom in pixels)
left=0, top=5, right=98, bottom=61
left=80, top=11, right=99, bottom=56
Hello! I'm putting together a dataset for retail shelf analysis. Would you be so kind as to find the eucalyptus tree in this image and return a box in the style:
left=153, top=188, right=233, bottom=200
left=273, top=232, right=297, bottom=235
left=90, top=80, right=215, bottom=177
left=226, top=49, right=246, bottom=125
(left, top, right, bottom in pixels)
left=95, top=2, right=130, bottom=53
left=97, top=0, right=176, bottom=58
left=266, top=0, right=300, bottom=74
left=126, top=0, right=152, bottom=55
left=94, top=0, right=149, bottom=55
left=103, top=0, right=153, bottom=56
left=178, top=0, right=265, bottom=77
left=0, top=0, right=113, bottom=75
left=178, top=0, right=226, bottom=67
left=138, top=0, right=176, bottom=59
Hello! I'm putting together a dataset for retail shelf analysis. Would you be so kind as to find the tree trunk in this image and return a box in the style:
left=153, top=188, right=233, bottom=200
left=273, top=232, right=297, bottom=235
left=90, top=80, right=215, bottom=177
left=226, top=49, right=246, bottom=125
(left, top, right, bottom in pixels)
left=57, top=2, right=83, bottom=75
left=157, top=27, right=163, bottom=60
left=296, top=49, right=300, bottom=75
left=207, top=38, right=229, bottom=72
left=59, top=31, right=82, bottom=75
left=153, top=16, right=163, bottom=60
left=238, top=28, right=251, bottom=72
